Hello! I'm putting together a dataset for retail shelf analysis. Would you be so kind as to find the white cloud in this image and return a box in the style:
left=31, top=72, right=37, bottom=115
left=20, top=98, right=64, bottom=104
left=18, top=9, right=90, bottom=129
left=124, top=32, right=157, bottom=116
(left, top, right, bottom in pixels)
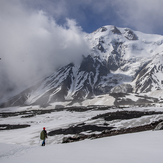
left=0, top=0, right=89, bottom=100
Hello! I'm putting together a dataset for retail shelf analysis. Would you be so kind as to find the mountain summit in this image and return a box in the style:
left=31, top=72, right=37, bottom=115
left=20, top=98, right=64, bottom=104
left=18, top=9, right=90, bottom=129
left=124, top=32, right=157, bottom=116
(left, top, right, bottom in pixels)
left=2, top=25, right=163, bottom=107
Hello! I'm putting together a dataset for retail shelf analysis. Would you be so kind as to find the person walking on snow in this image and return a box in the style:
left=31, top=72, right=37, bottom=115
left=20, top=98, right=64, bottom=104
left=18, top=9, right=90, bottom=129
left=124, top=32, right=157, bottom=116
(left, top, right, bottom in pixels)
left=40, top=127, right=47, bottom=146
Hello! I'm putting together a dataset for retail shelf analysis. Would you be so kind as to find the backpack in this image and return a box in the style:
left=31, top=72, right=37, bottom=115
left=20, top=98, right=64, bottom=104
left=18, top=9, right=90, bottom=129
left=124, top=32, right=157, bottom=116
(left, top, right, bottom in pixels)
left=40, top=130, right=44, bottom=140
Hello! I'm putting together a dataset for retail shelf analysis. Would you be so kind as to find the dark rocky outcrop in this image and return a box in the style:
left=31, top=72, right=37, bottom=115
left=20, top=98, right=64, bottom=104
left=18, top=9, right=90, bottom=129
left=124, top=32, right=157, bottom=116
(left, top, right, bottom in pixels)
left=62, top=120, right=163, bottom=143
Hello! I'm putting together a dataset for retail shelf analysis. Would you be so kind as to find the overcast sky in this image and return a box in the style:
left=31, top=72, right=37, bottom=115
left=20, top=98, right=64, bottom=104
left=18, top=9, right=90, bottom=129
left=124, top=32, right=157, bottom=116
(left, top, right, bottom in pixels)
left=0, top=0, right=163, bottom=99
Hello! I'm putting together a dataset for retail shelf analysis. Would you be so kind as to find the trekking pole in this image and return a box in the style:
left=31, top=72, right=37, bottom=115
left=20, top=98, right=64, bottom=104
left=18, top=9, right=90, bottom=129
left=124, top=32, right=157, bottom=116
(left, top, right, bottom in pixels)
left=46, top=137, right=48, bottom=145
left=39, top=133, right=41, bottom=145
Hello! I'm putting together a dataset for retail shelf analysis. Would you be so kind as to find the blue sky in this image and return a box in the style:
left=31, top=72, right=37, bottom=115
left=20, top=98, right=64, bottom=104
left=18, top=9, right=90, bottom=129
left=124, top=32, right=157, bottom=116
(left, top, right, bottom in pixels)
left=24, top=0, right=163, bottom=35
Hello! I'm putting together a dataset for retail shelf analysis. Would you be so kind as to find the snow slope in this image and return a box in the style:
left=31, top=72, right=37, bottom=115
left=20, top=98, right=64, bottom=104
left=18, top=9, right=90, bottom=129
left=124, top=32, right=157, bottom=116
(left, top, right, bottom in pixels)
left=1, top=130, right=163, bottom=163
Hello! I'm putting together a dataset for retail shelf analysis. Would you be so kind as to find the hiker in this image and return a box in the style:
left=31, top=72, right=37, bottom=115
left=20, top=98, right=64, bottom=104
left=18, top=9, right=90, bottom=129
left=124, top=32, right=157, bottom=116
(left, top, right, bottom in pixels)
left=40, top=127, right=48, bottom=146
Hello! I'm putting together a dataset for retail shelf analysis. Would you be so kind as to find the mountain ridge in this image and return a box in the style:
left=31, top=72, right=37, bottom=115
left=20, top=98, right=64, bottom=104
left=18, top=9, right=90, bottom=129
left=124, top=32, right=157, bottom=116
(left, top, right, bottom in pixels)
left=1, top=25, right=163, bottom=107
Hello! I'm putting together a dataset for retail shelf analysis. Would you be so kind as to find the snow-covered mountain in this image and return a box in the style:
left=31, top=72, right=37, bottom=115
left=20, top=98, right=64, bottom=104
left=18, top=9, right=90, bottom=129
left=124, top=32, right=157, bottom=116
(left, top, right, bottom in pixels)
left=2, top=25, right=163, bottom=107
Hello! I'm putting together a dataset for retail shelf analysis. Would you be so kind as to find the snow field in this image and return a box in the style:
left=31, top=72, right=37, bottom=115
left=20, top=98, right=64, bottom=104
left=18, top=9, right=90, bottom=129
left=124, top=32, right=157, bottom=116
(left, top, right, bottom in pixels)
left=1, top=105, right=163, bottom=162
left=1, top=130, right=163, bottom=163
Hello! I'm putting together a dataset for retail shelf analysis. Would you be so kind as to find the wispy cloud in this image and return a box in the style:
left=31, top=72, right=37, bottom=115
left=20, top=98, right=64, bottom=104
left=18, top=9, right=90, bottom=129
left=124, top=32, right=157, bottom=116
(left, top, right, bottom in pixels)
left=111, top=0, right=163, bottom=34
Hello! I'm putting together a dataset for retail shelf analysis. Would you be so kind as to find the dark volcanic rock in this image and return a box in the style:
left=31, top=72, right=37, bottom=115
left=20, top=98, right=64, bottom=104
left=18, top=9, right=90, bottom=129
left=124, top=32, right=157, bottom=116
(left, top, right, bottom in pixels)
left=62, top=120, right=163, bottom=143
left=48, top=124, right=114, bottom=136
left=123, top=28, right=138, bottom=40
left=91, top=110, right=163, bottom=121
left=111, top=26, right=121, bottom=34
left=0, top=124, right=30, bottom=130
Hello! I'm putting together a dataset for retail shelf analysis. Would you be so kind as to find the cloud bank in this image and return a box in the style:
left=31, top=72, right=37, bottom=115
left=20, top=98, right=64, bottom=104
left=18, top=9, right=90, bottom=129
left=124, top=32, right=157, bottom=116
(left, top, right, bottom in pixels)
left=0, top=0, right=89, bottom=101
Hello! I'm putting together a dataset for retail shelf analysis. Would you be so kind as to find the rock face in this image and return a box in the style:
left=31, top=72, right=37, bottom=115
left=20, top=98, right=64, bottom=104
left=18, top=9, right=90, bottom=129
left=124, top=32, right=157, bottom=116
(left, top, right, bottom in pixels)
left=110, top=84, right=133, bottom=93
left=2, top=25, right=163, bottom=107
